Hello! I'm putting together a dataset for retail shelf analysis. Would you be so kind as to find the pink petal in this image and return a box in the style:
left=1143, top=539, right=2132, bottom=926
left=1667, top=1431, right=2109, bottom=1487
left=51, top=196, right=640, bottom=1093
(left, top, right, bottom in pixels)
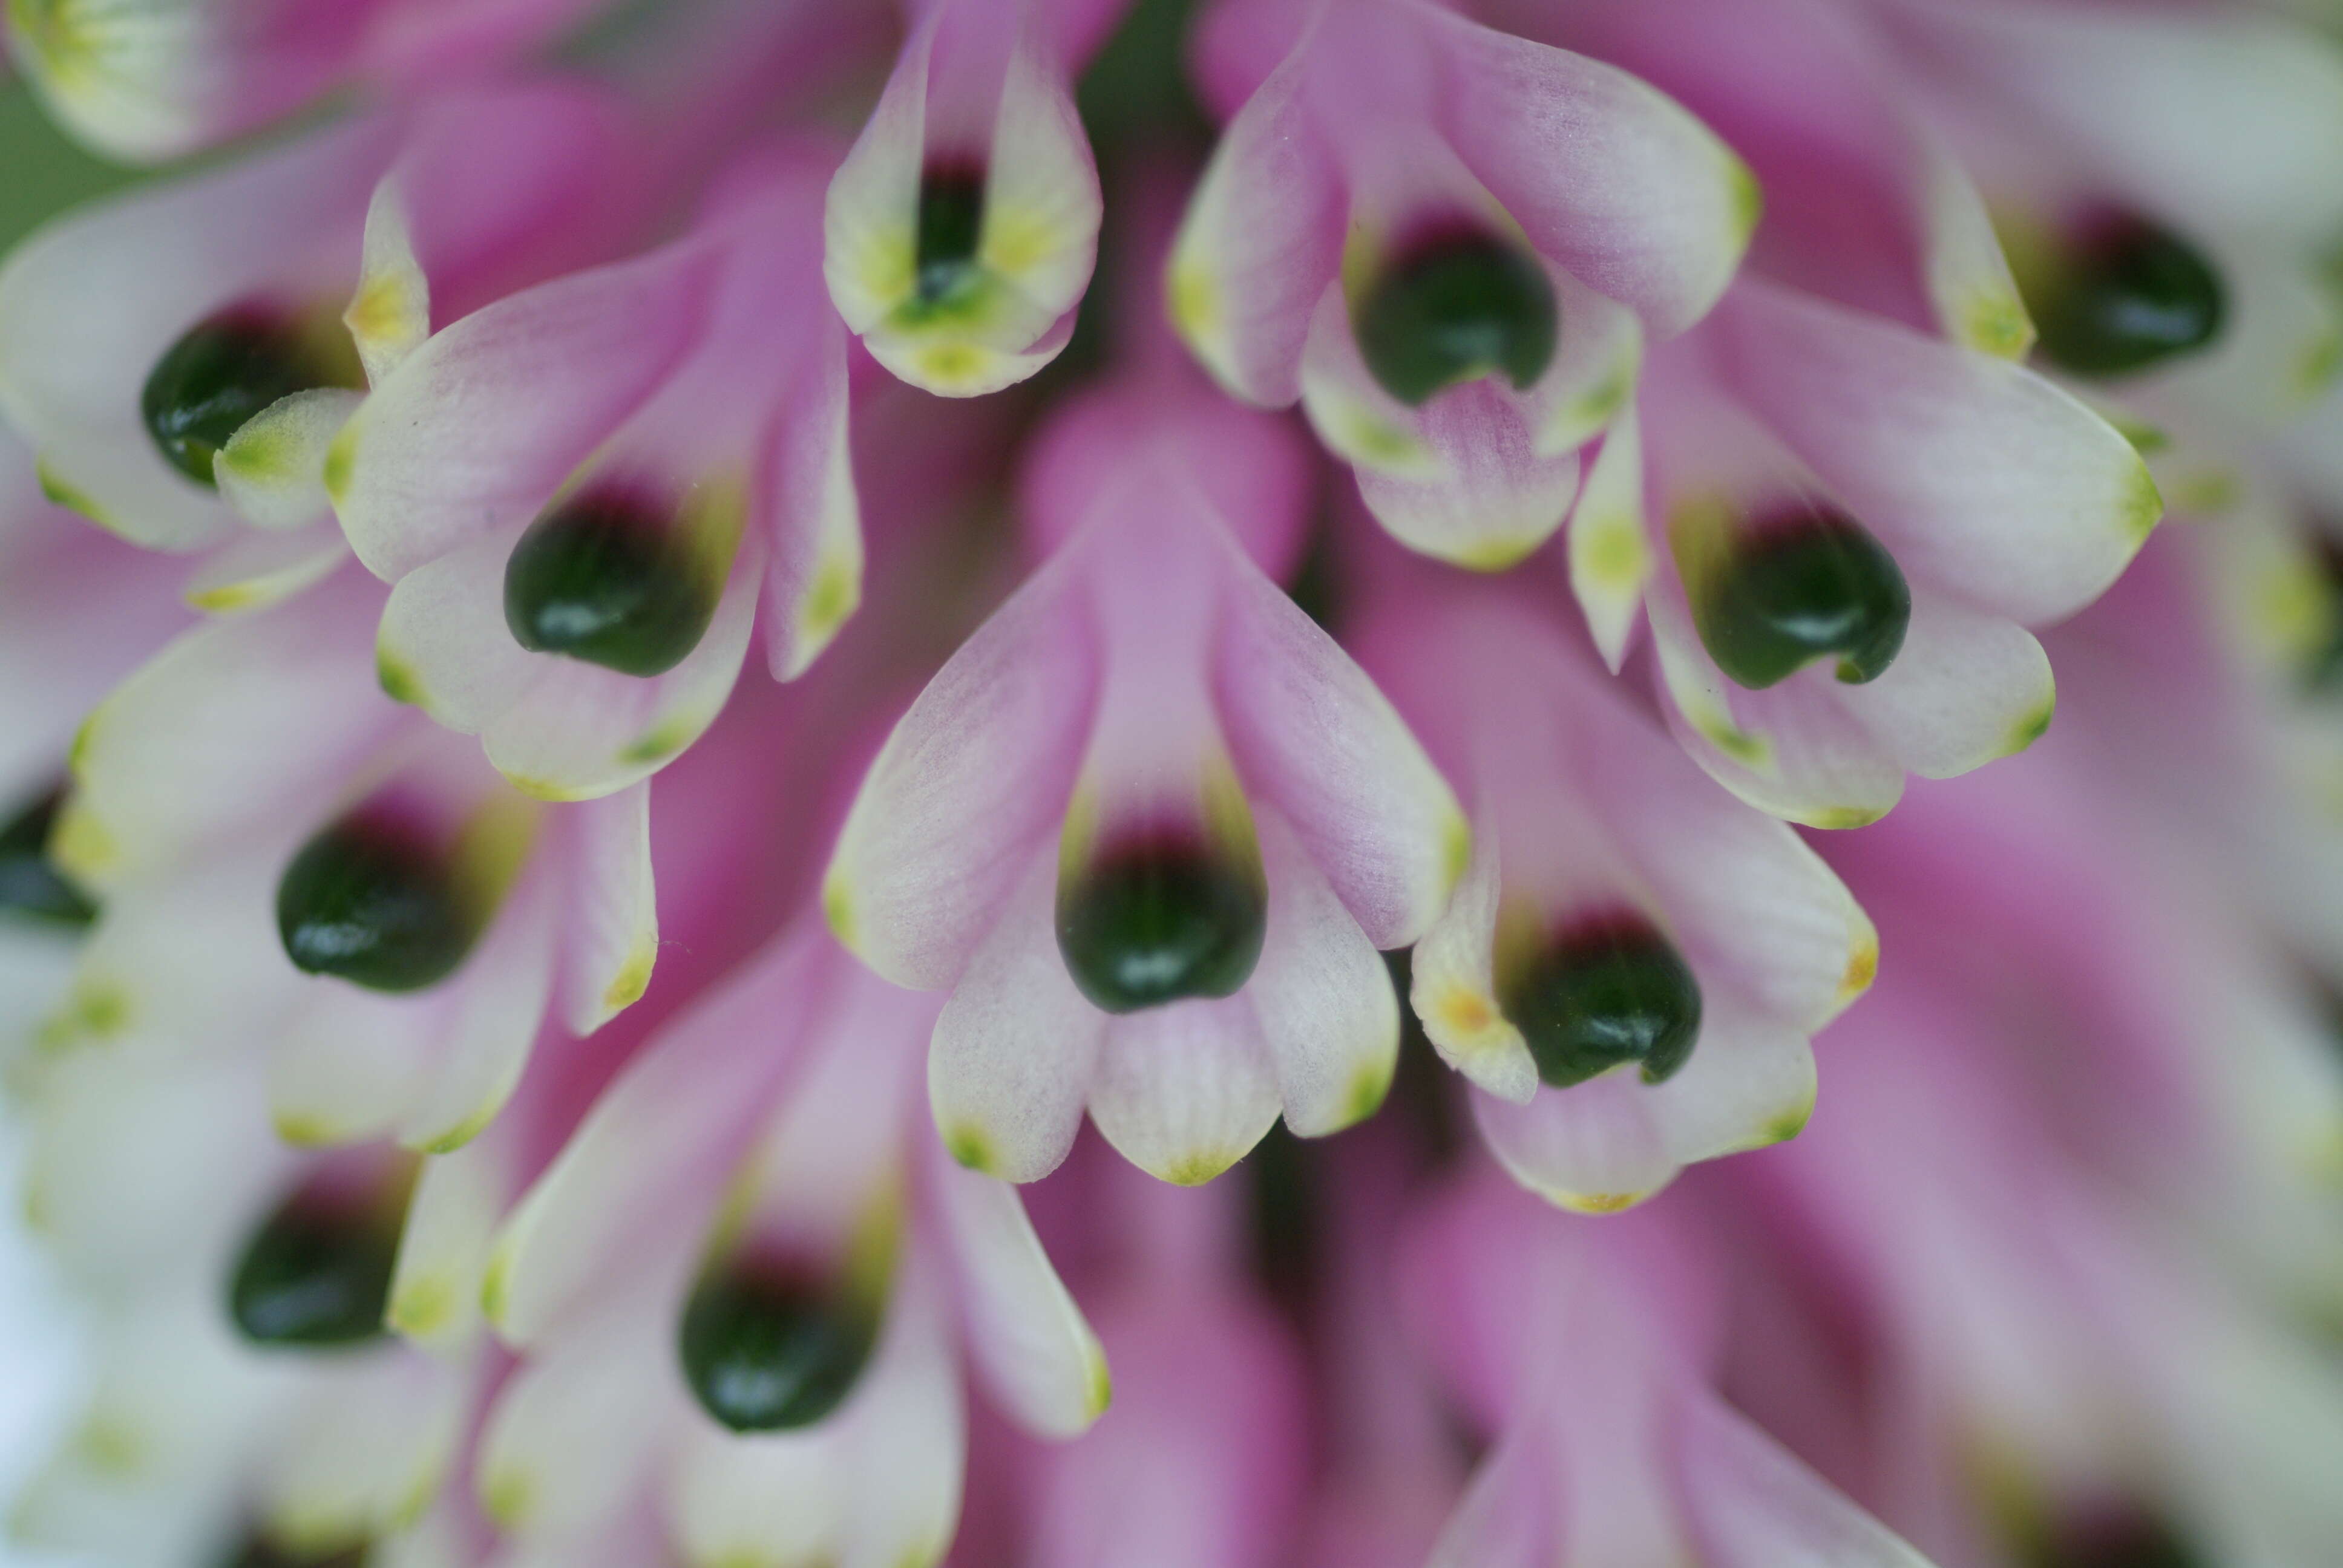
left=1709, top=279, right=2158, bottom=625
left=824, top=554, right=1100, bottom=990
left=1429, top=9, right=1755, bottom=337
left=330, top=239, right=720, bottom=580
left=1212, top=541, right=1466, bottom=948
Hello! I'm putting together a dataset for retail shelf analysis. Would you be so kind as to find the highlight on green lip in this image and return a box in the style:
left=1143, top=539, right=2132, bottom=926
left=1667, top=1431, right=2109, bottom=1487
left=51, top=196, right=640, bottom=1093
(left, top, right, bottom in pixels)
left=1680, top=500, right=1912, bottom=690
left=1500, top=910, right=1703, bottom=1089
left=1352, top=228, right=1558, bottom=407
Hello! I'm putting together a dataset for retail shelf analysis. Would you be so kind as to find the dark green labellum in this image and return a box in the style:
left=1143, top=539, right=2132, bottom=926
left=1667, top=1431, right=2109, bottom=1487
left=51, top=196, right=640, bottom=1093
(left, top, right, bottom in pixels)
left=1057, top=833, right=1268, bottom=1014
left=1501, top=912, right=1702, bottom=1090
left=915, top=163, right=987, bottom=304
left=141, top=303, right=359, bottom=486
left=1352, top=228, right=1558, bottom=406
left=678, top=1263, right=879, bottom=1432
left=2033, top=216, right=2224, bottom=379
left=0, top=787, right=95, bottom=927
left=503, top=488, right=718, bottom=678
left=228, top=1189, right=398, bottom=1348
left=1695, top=505, right=1910, bottom=689
left=277, top=813, right=477, bottom=993
left=219, top=1534, right=369, bottom=1568
left=2025, top=1509, right=2204, bottom=1568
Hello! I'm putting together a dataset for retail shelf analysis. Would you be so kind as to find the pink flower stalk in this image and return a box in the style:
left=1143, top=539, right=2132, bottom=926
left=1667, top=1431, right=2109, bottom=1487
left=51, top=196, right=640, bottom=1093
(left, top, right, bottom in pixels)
left=1, top=2, right=2341, bottom=1567
left=824, top=379, right=1464, bottom=1186
left=1398, top=1172, right=1939, bottom=1568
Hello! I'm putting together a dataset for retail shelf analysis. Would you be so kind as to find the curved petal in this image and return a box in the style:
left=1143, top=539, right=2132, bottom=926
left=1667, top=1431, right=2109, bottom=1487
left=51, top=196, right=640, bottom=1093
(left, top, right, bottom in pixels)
left=484, top=932, right=834, bottom=1345
left=1472, top=1076, right=1676, bottom=1216
left=1248, top=810, right=1401, bottom=1137
left=1830, top=587, right=2054, bottom=782
left=1429, top=10, right=1755, bottom=336
left=57, top=567, right=397, bottom=890
left=373, top=524, right=539, bottom=734
left=0, top=116, right=389, bottom=547
left=1168, top=42, right=1346, bottom=407
left=1577, top=671, right=1875, bottom=1030
left=1213, top=544, right=1467, bottom=948
left=1299, top=284, right=1585, bottom=571
left=1407, top=811, right=1539, bottom=1106
left=1647, top=574, right=1907, bottom=829
left=759, top=318, right=863, bottom=682
left=557, top=782, right=659, bottom=1035
left=388, top=1134, right=509, bottom=1351
left=1568, top=411, right=1652, bottom=673
left=1087, top=994, right=1282, bottom=1186
left=396, top=857, right=560, bottom=1153
left=330, top=241, right=719, bottom=580
left=929, top=1157, right=1110, bottom=1439
left=824, top=554, right=1099, bottom=990
left=214, top=387, right=362, bottom=534
left=1711, top=279, right=2159, bottom=624
left=1423, top=1421, right=1555, bottom=1568
left=476, top=1284, right=680, bottom=1541
left=181, top=520, right=351, bottom=616
left=480, top=536, right=763, bottom=802
left=926, top=854, right=1103, bottom=1183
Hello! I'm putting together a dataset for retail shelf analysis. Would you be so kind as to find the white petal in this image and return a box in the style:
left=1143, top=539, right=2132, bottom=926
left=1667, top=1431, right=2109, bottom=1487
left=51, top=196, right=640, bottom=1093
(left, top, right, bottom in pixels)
left=1087, top=995, right=1282, bottom=1186
left=1567, top=411, right=1651, bottom=673
left=1831, top=587, right=2055, bottom=781
left=181, top=521, right=351, bottom=616
left=57, top=567, right=396, bottom=890
left=557, top=783, right=658, bottom=1035
left=374, top=525, right=539, bottom=735
left=930, top=1158, right=1109, bottom=1439
left=1212, top=544, right=1466, bottom=947
left=476, top=1286, right=680, bottom=1540
left=759, top=319, right=863, bottom=682
left=1647, top=577, right=1906, bottom=829
left=1711, top=279, right=2158, bottom=624
left=836, top=1263, right=966, bottom=1568
left=926, top=854, right=1103, bottom=1183
left=388, top=1134, right=510, bottom=1350
left=1167, top=45, right=1345, bottom=407
left=215, top=388, right=364, bottom=533
left=1407, top=812, right=1539, bottom=1106
left=257, top=1350, right=468, bottom=1557
left=396, top=861, right=560, bottom=1153
left=824, top=554, right=1098, bottom=989
left=1248, top=811, right=1400, bottom=1135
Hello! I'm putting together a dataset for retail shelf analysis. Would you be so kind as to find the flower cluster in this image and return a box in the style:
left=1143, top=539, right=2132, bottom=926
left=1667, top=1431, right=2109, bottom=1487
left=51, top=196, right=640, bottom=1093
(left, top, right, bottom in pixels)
left=2, top=1, right=2342, bottom=1566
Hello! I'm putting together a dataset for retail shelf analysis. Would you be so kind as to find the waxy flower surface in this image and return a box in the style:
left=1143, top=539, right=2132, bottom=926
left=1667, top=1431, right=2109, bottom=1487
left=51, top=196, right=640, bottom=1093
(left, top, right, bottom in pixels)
left=1, top=2, right=2341, bottom=1567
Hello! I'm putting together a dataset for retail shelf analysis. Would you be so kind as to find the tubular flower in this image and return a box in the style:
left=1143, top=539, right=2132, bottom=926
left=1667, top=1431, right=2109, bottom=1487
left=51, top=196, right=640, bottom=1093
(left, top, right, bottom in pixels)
left=330, top=146, right=862, bottom=802
left=1355, top=572, right=1875, bottom=1214
left=472, top=921, right=1107, bottom=1567
left=824, top=382, right=1464, bottom=1186
left=1171, top=0, right=1755, bottom=570
left=41, top=565, right=660, bottom=1152
left=824, top=0, right=1123, bottom=397
left=0, top=83, right=638, bottom=610
left=5, top=2, right=2343, bottom=1567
